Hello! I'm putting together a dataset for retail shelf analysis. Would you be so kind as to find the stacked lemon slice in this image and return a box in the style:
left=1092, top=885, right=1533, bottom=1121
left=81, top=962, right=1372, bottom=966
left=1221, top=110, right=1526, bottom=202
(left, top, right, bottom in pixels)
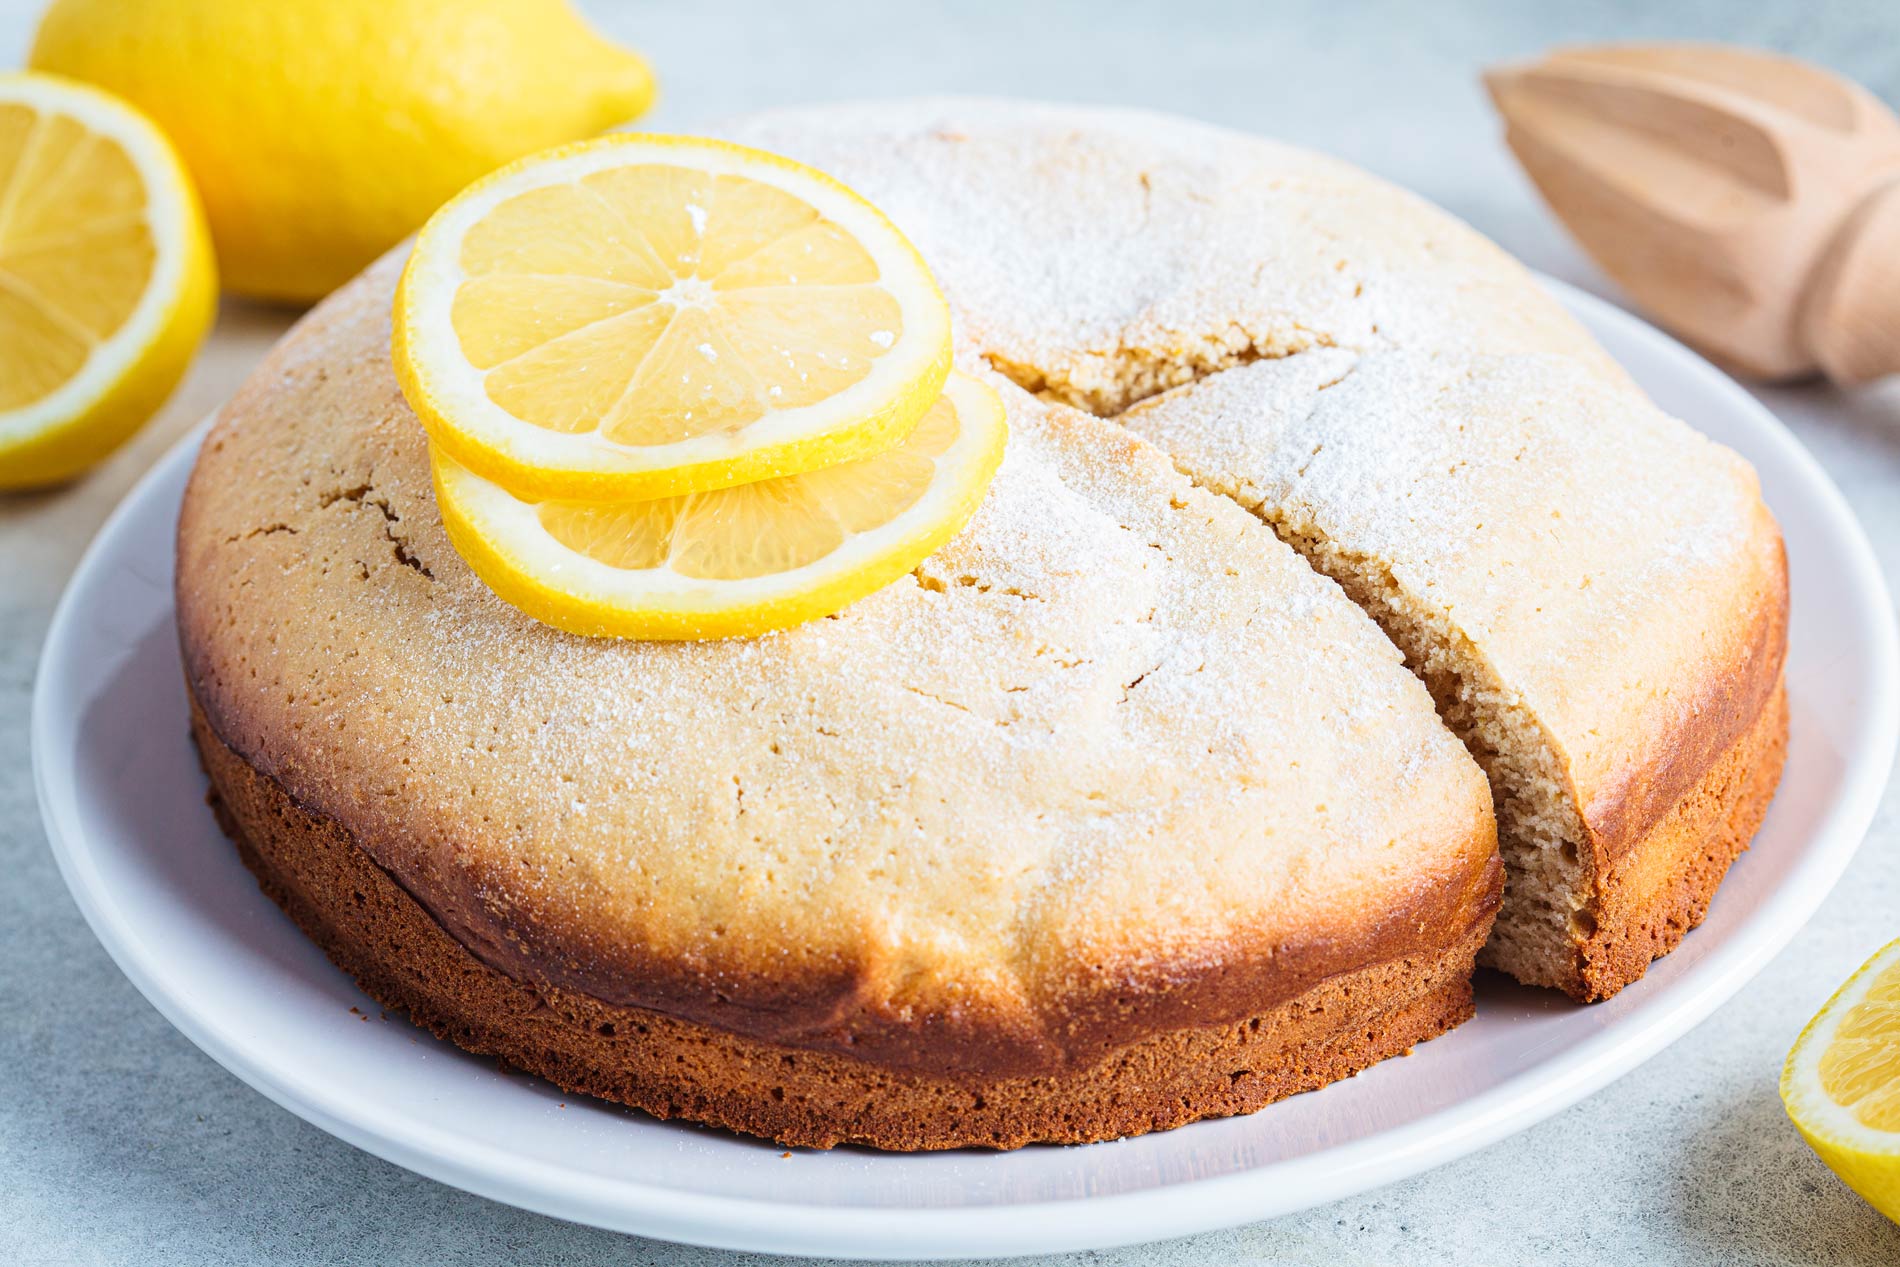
left=395, top=136, right=1006, bottom=640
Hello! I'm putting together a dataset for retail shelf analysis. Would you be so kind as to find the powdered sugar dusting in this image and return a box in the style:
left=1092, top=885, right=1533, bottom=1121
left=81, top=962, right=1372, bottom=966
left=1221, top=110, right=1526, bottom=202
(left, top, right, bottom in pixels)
left=183, top=243, right=1483, bottom=1011
left=719, top=99, right=1771, bottom=798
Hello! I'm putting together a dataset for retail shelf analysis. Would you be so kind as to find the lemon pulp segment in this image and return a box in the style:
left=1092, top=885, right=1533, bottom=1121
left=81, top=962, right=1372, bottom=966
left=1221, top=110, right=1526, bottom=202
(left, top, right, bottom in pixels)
left=0, top=101, right=155, bottom=409
left=1819, top=955, right=1900, bottom=1131
left=431, top=371, right=1006, bottom=639
left=537, top=387, right=956, bottom=580
left=1784, top=937, right=1900, bottom=1224
left=395, top=135, right=952, bottom=501
left=0, top=73, right=212, bottom=489
left=456, top=165, right=900, bottom=446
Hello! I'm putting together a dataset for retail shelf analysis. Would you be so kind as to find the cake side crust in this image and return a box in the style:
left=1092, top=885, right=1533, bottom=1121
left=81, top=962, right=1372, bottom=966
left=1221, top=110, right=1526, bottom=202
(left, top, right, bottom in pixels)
left=1485, top=675, right=1789, bottom=1000
left=191, top=694, right=1488, bottom=1150
left=1577, top=677, right=1790, bottom=1001
left=179, top=588, right=1501, bottom=1083
left=1575, top=523, right=1789, bottom=872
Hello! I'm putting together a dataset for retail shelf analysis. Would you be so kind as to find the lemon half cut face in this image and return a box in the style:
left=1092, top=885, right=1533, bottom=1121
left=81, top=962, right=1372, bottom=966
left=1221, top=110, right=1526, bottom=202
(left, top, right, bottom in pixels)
left=0, top=72, right=213, bottom=489
left=1784, top=936, right=1900, bottom=1224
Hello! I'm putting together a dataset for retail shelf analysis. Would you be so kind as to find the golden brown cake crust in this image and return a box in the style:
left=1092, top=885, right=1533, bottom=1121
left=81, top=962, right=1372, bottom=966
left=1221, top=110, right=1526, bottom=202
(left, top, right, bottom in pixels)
left=192, top=696, right=1490, bottom=1150
left=1573, top=677, right=1789, bottom=1001
left=188, top=677, right=1501, bottom=1085
left=1576, top=536, right=1788, bottom=875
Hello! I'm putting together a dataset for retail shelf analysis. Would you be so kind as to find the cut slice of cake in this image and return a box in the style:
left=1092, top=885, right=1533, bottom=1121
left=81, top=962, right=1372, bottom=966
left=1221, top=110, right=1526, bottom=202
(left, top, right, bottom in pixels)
left=728, top=99, right=1788, bottom=999
left=1121, top=348, right=1786, bottom=998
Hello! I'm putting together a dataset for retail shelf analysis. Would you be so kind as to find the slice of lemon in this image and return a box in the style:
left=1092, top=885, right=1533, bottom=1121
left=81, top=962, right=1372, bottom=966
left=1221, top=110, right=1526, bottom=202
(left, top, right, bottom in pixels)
left=395, top=133, right=953, bottom=502
left=433, top=370, right=1007, bottom=639
left=1783, top=936, right=1900, bottom=1224
left=0, top=72, right=214, bottom=489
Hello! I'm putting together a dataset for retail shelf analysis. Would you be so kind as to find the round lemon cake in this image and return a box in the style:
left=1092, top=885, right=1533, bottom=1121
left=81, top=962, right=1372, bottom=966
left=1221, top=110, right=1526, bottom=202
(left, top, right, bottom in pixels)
left=176, top=100, right=1786, bottom=1150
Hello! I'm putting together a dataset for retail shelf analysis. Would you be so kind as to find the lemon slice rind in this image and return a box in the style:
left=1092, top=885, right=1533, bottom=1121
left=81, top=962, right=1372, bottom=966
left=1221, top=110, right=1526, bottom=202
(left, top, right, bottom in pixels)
left=396, top=133, right=954, bottom=503
left=1782, top=935, right=1900, bottom=1222
left=0, top=72, right=213, bottom=488
left=434, top=371, right=1007, bottom=639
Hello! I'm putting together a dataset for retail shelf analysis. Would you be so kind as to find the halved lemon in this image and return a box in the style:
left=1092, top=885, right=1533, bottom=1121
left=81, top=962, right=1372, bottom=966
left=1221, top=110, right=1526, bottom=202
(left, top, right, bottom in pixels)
left=0, top=72, right=214, bottom=490
left=433, top=371, right=1007, bottom=639
left=394, top=133, right=953, bottom=502
left=1783, top=936, right=1900, bottom=1223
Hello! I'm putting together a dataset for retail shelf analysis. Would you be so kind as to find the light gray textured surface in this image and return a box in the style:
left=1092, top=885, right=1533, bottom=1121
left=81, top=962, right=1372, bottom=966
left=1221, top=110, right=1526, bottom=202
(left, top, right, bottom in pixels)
left=3, top=1, right=1899, bottom=1263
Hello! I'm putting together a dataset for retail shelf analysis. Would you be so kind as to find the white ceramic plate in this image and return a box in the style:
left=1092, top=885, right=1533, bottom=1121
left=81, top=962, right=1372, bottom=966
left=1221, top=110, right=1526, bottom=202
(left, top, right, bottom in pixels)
left=33, top=281, right=1900, bottom=1261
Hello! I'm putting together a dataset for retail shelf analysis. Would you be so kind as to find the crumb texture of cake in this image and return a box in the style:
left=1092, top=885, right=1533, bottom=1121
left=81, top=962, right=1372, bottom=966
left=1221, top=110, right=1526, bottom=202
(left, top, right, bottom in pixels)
left=726, top=99, right=1788, bottom=1001
left=176, top=98, right=1787, bottom=1149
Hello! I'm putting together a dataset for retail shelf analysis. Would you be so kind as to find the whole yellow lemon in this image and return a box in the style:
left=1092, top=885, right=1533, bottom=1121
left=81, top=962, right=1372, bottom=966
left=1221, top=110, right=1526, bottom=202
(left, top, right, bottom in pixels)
left=29, top=0, right=655, bottom=303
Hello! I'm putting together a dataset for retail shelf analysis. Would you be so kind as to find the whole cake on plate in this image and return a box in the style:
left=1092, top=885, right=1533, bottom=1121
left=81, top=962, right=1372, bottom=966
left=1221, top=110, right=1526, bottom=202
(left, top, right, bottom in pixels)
left=175, top=100, right=1787, bottom=1150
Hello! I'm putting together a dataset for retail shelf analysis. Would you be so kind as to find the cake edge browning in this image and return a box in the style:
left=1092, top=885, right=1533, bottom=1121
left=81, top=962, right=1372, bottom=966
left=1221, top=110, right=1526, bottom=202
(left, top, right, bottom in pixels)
left=1576, top=675, right=1789, bottom=1001
left=1488, top=667, right=1789, bottom=1002
left=190, top=691, right=1495, bottom=1149
left=1576, top=525, right=1789, bottom=873
left=1563, top=524, right=1790, bottom=1001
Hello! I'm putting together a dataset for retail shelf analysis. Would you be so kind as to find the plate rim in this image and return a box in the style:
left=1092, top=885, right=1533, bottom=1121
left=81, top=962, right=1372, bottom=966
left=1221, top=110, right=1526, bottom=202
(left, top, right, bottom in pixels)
left=31, top=277, right=1900, bottom=1260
